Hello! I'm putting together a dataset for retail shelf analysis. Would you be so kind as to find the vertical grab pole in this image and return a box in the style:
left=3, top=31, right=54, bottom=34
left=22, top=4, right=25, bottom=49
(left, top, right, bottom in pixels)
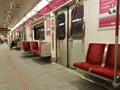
left=114, top=0, right=119, bottom=83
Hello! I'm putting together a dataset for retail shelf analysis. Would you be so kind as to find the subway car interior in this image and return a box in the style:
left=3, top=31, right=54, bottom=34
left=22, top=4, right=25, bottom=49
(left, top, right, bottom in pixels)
left=0, top=0, right=120, bottom=90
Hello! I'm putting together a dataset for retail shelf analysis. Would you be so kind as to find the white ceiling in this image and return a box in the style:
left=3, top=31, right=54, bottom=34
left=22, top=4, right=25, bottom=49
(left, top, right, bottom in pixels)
left=0, top=0, right=41, bottom=29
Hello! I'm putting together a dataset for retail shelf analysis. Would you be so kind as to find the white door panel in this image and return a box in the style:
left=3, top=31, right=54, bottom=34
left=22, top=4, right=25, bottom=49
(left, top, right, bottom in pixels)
left=56, top=9, right=68, bottom=67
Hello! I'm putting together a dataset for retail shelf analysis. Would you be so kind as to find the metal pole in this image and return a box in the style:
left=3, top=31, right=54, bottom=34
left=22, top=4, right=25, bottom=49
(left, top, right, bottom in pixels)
left=114, top=0, right=119, bottom=83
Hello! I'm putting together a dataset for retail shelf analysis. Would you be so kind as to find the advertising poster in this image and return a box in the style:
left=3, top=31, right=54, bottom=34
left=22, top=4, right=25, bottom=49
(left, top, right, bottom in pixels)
left=46, top=19, right=51, bottom=36
left=99, top=0, right=118, bottom=28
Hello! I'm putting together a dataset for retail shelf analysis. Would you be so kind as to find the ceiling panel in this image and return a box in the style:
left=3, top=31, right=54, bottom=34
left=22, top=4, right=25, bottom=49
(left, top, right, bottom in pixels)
left=0, top=0, right=41, bottom=29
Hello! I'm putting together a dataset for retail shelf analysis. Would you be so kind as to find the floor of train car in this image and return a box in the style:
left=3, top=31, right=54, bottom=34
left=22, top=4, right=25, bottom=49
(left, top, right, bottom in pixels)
left=0, top=43, right=119, bottom=90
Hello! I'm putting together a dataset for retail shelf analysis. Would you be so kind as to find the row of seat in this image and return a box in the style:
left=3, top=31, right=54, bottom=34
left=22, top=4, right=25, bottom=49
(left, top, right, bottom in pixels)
left=22, top=41, right=51, bottom=57
left=73, top=43, right=120, bottom=83
left=23, top=42, right=120, bottom=85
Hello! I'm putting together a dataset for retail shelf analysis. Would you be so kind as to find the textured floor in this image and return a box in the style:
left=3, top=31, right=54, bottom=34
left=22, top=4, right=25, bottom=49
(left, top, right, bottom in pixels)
left=0, top=43, right=118, bottom=90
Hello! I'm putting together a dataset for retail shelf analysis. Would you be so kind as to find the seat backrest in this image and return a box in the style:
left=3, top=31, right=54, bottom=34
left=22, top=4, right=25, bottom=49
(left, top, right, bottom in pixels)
left=86, top=43, right=106, bottom=65
left=105, top=44, right=120, bottom=69
left=31, top=42, right=39, bottom=50
left=23, top=41, right=30, bottom=49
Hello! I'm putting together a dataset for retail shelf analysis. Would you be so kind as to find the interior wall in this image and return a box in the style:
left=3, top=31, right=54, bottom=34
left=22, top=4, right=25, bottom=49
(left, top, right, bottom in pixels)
left=44, top=20, right=51, bottom=42
left=84, top=0, right=120, bottom=52
left=25, top=25, right=31, bottom=41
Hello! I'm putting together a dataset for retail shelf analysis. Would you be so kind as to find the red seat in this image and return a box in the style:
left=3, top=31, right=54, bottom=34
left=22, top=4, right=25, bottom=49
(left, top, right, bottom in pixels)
left=32, top=49, right=40, bottom=54
left=73, top=43, right=106, bottom=71
left=22, top=41, right=31, bottom=51
left=91, top=44, right=120, bottom=80
left=31, top=41, right=39, bottom=54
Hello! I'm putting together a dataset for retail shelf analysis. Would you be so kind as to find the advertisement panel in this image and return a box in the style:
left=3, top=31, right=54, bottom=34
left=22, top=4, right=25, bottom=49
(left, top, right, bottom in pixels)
left=46, top=19, right=51, bottom=36
left=99, top=0, right=118, bottom=28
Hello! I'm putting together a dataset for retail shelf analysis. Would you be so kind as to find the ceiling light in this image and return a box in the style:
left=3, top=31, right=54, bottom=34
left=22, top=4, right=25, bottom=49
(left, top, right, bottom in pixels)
left=13, top=4, right=20, bottom=8
left=46, top=0, right=53, bottom=2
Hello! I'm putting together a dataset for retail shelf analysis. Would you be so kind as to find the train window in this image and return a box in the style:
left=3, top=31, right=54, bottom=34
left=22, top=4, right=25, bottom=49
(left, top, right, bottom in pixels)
left=56, top=13, right=65, bottom=40
left=71, top=4, right=84, bottom=40
left=34, top=28, right=40, bottom=40
left=39, top=26, right=45, bottom=40
left=33, top=24, right=45, bottom=40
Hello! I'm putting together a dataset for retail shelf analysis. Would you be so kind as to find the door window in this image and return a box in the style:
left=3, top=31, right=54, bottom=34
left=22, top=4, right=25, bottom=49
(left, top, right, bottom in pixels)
left=56, top=13, right=66, bottom=40
left=71, top=4, right=84, bottom=39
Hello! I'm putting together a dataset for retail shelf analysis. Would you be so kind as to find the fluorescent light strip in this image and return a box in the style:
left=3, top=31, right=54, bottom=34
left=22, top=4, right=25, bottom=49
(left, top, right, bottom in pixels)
left=11, top=0, right=50, bottom=31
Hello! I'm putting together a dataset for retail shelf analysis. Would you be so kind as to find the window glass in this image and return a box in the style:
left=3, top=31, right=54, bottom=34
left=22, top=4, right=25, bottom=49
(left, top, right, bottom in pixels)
left=33, top=24, right=44, bottom=40
left=56, top=13, right=65, bottom=40
left=71, top=4, right=84, bottom=39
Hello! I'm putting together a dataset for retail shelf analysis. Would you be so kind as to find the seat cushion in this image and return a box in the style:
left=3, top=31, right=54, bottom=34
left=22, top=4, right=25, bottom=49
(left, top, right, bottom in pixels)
left=73, top=62, right=101, bottom=71
left=24, top=49, right=31, bottom=51
left=31, top=49, right=39, bottom=54
left=91, top=66, right=120, bottom=80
